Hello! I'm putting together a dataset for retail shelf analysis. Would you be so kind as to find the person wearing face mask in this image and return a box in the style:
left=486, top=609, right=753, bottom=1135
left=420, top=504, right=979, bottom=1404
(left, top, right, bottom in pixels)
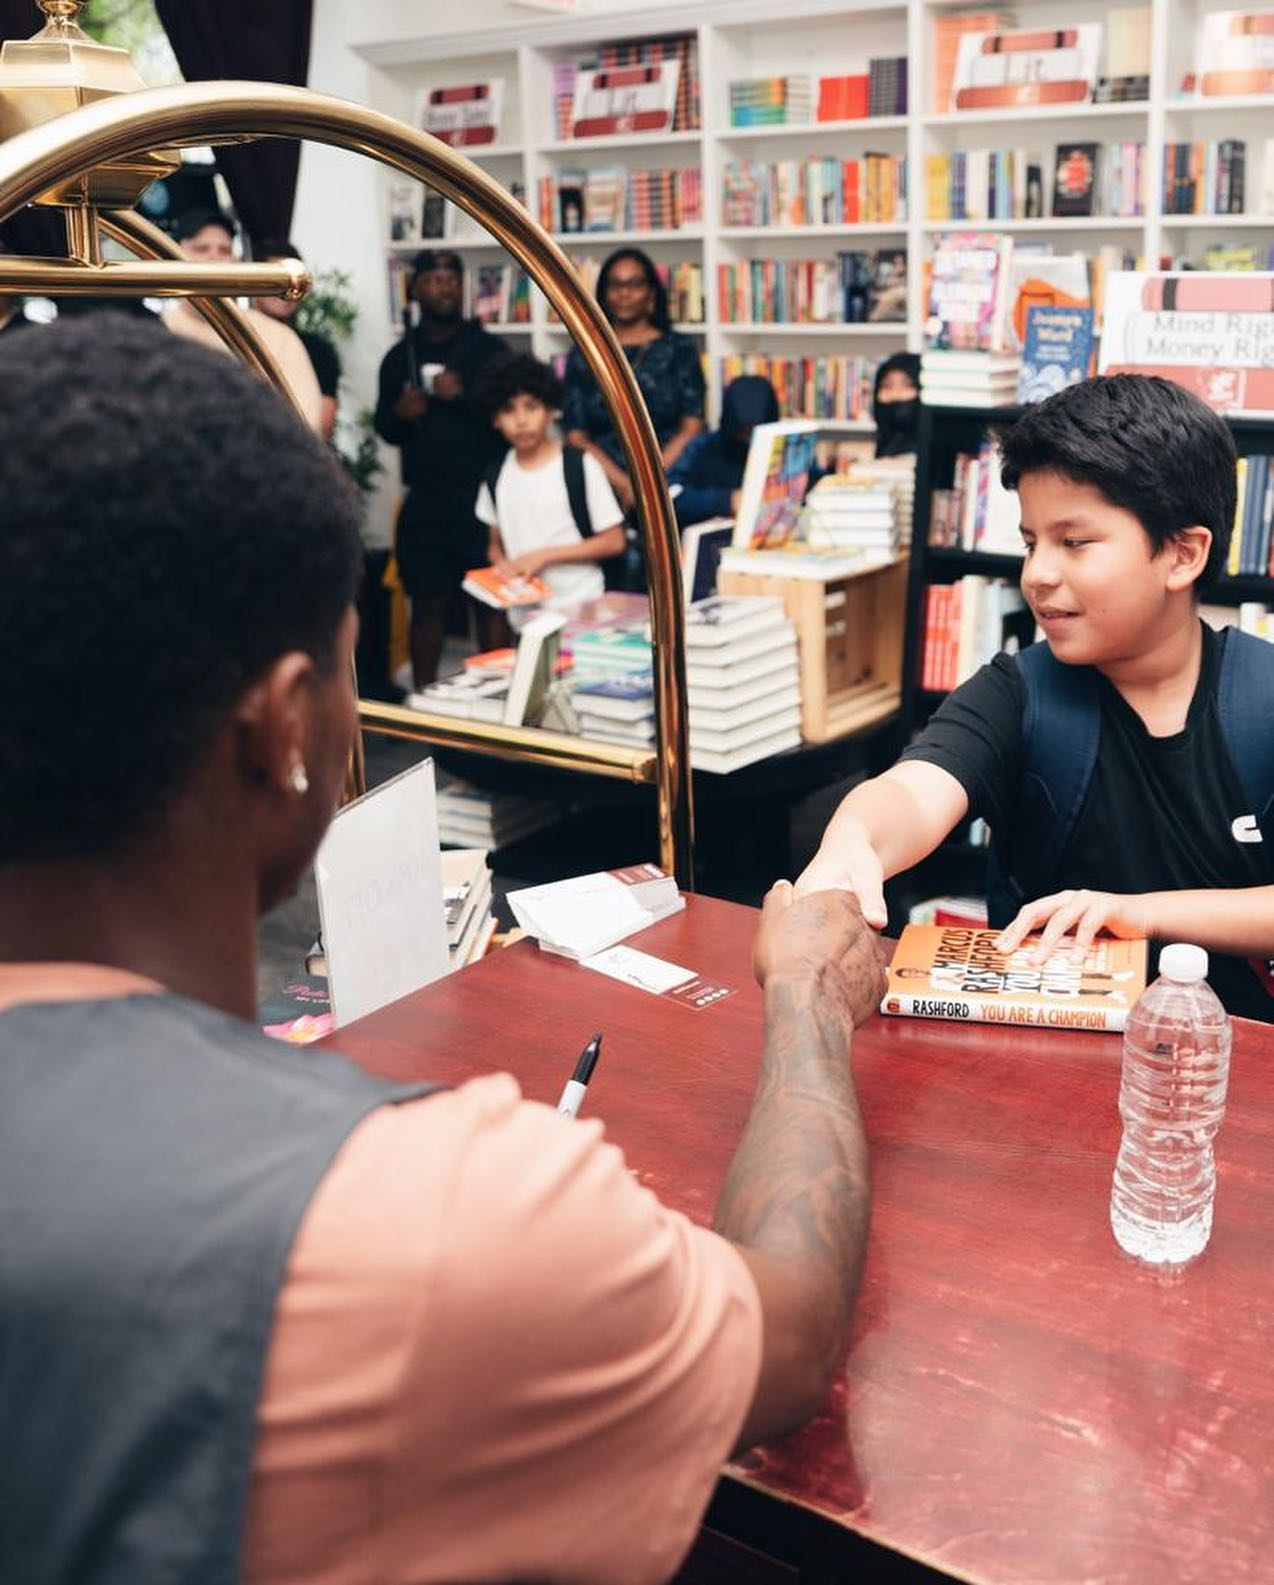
left=666, top=375, right=780, bottom=529
left=871, top=352, right=921, bottom=459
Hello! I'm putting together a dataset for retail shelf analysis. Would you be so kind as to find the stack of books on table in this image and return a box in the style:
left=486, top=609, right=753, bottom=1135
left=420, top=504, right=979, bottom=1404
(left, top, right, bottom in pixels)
left=801, top=474, right=903, bottom=562
left=920, top=349, right=1021, bottom=409
left=685, top=597, right=801, bottom=774
left=570, top=597, right=802, bottom=774
left=572, top=671, right=657, bottom=749
left=441, top=848, right=498, bottom=970
left=435, top=774, right=563, bottom=851
left=407, top=671, right=509, bottom=722
left=569, top=622, right=652, bottom=683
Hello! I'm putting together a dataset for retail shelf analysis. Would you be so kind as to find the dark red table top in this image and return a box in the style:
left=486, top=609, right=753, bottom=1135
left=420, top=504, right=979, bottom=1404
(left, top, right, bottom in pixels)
left=331, top=894, right=1274, bottom=1585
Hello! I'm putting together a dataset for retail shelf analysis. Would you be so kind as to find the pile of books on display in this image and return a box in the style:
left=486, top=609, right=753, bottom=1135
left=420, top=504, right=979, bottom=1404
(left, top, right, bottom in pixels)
left=722, top=156, right=908, bottom=228
left=685, top=598, right=801, bottom=773
left=928, top=440, right=1022, bottom=552
left=728, top=74, right=813, bottom=127
left=435, top=774, right=564, bottom=852
left=442, top=848, right=498, bottom=970
left=920, top=576, right=1032, bottom=692
left=570, top=597, right=802, bottom=775
left=921, top=349, right=1021, bottom=407
left=802, top=463, right=913, bottom=561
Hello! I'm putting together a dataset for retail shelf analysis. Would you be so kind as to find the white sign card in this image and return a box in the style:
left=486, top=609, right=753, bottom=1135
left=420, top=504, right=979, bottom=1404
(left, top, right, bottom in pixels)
left=314, top=760, right=449, bottom=1028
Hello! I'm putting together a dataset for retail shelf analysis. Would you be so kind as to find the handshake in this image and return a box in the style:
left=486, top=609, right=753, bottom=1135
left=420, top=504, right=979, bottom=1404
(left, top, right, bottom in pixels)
left=753, top=880, right=889, bottom=1030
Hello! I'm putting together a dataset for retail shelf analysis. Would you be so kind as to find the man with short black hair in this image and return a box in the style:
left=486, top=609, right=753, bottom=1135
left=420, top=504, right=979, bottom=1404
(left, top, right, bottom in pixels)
left=0, top=315, right=881, bottom=1585
left=374, top=248, right=508, bottom=686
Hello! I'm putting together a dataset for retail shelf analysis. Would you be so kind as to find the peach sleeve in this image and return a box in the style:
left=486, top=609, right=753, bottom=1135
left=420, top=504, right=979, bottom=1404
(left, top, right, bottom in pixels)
left=243, top=1073, right=762, bottom=1585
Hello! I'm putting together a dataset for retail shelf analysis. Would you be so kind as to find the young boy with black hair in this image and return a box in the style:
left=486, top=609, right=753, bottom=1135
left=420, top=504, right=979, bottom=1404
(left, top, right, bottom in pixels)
left=799, top=374, right=1274, bottom=1021
left=475, top=353, right=625, bottom=611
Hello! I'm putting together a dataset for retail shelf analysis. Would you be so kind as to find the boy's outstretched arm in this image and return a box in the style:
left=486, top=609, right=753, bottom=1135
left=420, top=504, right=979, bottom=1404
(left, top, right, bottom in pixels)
left=795, top=761, right=970, bottom=926
left=997, top=885, right=1274, bottom=963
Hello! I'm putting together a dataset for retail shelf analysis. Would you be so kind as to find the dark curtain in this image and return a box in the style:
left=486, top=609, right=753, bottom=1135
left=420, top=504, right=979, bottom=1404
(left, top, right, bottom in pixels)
left=0, top=0, right=69, bottom=255
left=153, top=0, right=313, bottom=249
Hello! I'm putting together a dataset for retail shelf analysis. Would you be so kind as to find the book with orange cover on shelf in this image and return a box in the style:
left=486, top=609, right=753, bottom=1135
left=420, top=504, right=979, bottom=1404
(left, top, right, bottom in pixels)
left=882, top=925, right=1149, bottom=1033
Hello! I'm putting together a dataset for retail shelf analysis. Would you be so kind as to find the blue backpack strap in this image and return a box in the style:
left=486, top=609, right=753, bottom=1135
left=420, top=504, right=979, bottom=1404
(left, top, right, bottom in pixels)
left=1012, top=641, right=1102, bottom=890
left=1218, top=627, right=1274, bottom=834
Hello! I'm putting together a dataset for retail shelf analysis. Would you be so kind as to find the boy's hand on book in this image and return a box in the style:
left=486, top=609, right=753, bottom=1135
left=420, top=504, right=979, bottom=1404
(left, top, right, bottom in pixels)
left=794, top=838, right=888, bottom=931
left=995, top=889, right=1153, bottom=964
left=753, top=880, right=886, bottom=1029
left=503, top=550, right=550, bottom=580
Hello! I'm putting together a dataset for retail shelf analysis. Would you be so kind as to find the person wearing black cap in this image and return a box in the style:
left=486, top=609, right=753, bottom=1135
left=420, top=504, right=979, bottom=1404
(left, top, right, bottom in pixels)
left=373, top=248, right=508, bottom=687
left=871, top=352, right=921, bottom=459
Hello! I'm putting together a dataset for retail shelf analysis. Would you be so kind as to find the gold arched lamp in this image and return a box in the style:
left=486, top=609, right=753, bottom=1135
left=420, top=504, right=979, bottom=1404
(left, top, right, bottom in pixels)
left=0, top=80, right=694, bottom=885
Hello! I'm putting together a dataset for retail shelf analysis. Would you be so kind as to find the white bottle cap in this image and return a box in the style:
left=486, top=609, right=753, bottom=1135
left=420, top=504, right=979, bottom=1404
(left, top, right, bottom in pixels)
left=1159, top=943, right=1209, bottom=983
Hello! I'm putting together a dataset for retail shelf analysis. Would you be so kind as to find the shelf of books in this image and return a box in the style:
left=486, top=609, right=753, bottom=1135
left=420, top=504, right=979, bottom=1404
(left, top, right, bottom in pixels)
left=366, top=0, right=1274, bottom=426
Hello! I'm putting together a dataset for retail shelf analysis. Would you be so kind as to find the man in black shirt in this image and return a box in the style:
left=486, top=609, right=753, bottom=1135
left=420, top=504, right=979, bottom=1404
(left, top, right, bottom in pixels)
left=799, top=375, right=1274, bottom=1022
left=254, top=237, right=342, bottom=442
left=373, top=249, right=508, bottom=687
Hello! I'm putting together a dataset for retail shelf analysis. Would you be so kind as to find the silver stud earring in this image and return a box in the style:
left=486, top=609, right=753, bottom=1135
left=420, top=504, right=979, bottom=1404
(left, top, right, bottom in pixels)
left=289, top=761, right=309, bottom=795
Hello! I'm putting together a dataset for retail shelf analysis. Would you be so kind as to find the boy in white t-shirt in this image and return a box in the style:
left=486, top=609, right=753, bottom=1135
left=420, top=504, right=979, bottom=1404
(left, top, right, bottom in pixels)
left=475, top=354, right=625, bottom=611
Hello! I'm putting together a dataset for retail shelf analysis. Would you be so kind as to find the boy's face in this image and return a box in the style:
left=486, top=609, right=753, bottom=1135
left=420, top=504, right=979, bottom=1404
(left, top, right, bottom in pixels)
left=1017, top=469, right=1203, bottom=667
left=495, top=393, right=552, bottom=451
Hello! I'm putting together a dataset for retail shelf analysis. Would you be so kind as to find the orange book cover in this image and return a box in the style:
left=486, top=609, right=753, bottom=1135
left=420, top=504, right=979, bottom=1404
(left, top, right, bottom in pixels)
left=882, top=925, right=1150, bottom=1033
left=462, top=565, right=551, bottom=610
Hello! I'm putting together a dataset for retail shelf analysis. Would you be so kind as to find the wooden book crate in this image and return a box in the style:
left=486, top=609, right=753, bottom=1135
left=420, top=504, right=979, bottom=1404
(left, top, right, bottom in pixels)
left=718, top=557, right=906, bottom=743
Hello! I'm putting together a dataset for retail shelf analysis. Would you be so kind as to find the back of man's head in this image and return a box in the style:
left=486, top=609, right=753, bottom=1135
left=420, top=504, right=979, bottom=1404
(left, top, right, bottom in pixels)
left=998, top=374, right=1237, bottom=590
left=0, top=316, right=361, bottom=866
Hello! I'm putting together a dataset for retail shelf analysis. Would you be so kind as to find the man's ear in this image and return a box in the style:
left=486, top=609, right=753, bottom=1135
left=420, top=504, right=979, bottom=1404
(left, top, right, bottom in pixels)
left=234, top=652, right=318, bottom=795
left=1165, top=525, right=1213, bottom=592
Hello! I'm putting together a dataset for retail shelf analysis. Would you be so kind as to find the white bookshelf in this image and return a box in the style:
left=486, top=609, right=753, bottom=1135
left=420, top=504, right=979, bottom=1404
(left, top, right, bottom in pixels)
left=360, top=0, right=1274, bottom=418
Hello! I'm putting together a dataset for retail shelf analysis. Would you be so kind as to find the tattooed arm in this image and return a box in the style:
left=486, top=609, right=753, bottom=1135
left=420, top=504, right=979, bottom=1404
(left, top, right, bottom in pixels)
left=717, top=881, right=883, bottom=1449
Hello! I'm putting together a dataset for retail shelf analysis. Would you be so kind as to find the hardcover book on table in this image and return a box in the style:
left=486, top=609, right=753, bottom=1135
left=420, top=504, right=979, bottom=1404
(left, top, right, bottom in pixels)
left=882, top=925, right=1149, bottom=1033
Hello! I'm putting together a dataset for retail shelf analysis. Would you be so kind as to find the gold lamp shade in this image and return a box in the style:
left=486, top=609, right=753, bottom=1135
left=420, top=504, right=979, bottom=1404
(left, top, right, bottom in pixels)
left=0, top=0, right=177, bottom=207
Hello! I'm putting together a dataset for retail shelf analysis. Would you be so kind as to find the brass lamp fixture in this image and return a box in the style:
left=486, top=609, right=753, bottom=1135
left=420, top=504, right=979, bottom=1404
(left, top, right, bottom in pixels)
left=0, top=0, right=694, bottom=885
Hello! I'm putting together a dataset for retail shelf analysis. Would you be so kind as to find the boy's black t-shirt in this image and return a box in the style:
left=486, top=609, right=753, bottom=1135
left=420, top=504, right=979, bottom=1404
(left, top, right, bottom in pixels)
left=901, top=623, right=1274, bottom=1022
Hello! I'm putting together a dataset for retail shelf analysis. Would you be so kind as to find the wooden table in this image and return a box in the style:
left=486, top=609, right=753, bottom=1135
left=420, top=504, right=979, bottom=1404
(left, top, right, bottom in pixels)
left=331, top=895, right=1274, bottom=1585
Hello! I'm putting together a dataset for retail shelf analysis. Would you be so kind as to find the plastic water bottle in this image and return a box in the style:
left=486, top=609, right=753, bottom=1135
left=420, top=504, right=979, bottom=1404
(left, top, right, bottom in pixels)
left=1109, top=943, right=1232, bottom=1266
